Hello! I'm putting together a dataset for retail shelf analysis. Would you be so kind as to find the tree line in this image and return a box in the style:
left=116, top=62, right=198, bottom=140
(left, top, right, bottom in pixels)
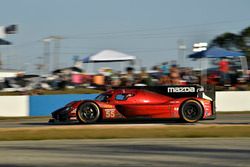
left=210, top=26, right=250, bottom=65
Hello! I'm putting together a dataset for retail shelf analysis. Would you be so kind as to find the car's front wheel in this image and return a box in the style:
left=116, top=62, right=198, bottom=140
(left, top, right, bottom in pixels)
left=180, top=100, right=203, bottom=123
left=77, top=102, right=100, bottom=124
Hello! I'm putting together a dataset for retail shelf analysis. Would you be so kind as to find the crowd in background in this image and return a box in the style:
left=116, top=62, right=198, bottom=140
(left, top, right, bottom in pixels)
left=74, top=62, right=200, bottom=89
left=73, top=59, right=249, bottom=90
left=0, top=58, right=249, bottom=93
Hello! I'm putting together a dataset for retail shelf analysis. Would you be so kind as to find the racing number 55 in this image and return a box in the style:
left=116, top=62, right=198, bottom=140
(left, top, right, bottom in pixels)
left=105, top=109, right=115, bottom=118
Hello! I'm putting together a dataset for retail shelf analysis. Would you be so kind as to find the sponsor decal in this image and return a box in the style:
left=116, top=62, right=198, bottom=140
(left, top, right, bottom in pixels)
left=102, top=104, right=114, bottom=109
left=167, top=87, right=196, bottom=93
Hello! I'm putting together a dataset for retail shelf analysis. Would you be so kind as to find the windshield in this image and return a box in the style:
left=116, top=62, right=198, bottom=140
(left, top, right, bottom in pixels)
left=95, top=94, right=111, bottom=102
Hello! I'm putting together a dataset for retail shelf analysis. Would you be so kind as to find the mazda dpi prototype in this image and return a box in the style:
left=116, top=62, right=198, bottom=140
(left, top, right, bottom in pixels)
left=49, top=85, right=216, bottom=123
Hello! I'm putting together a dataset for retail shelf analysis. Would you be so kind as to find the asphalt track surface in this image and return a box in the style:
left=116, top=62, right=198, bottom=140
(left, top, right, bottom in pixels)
left=0, top=113, right=250, bottom=167
left=0, top=112, right=250, bottom=128
left=0, top=138, right=249, bottom=167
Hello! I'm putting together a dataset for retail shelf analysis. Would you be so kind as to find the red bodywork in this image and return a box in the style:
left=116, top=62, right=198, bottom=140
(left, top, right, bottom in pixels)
left=54, top=88, right=214, bottom=122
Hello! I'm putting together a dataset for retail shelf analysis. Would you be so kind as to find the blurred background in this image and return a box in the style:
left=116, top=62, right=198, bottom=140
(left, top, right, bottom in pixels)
left=0, top=0, right=249, bottom=94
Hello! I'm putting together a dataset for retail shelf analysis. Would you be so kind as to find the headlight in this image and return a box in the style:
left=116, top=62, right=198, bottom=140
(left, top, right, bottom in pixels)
left=65, top=106, right=72, bottom=111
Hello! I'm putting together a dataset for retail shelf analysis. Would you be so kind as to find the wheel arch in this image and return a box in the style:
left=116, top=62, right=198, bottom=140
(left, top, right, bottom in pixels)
left=76, top=100, right=100, bottom=111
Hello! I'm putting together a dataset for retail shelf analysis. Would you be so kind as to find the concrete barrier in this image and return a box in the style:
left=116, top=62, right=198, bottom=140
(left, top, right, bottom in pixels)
left=0, top=96, right=29, bottom=117
left=0, top=91, right=250, bottom=117
left=216, top=91, right=250, bottom=112
left=29, top=94, right=98, bottom=116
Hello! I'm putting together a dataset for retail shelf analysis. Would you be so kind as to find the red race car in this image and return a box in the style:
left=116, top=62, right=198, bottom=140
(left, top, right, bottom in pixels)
left=49, top=85, right=216, bottom=124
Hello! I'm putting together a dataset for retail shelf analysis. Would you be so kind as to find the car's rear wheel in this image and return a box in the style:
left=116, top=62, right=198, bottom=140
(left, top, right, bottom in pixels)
left=77, top=102, right=100, bottom=123
left=180, top=100, right=203, bottom=123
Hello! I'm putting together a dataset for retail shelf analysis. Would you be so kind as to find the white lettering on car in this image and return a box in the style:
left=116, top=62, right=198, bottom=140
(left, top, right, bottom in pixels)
left=167, top=87, right=196, bottom=93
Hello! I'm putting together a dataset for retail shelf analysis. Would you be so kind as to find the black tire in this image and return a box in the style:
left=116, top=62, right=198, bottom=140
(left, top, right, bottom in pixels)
left=77, top=102, right=100, bottom=124
left=179, top=100, right=203, bottom=123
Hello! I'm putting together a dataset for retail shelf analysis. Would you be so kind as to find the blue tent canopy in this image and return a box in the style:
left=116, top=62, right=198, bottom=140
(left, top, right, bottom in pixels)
left=188, top=47, right=243, bottom=59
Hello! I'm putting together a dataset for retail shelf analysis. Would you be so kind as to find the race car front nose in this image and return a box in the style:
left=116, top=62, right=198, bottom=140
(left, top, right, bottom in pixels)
left=51, top=106, right=69, bottom=121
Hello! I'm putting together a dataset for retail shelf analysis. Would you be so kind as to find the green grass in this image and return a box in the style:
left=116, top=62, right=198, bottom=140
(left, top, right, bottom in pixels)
left=0, top=112, right=249, bottom=141
left=0, top=126, right=250, bottom=141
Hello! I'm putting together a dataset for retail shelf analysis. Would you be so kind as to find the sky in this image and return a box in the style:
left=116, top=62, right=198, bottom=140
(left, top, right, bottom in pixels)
left=0, top=0, right=250, bottom=74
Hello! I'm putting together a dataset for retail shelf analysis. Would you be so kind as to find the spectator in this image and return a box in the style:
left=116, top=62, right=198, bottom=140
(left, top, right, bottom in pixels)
left=111, top=71, right=121, bottom=87
left=182, top=68, right=198, bottom=84
left=152, top=65, right=164, bottom=81
left=219, top=58, right=230, bottom=86
left=136, top=67, right=153, bottom=86
left=159, top=75, right=171, bottom=85
left=169, top=64, right=181, bottom=85
left=71, top=72, right=83, bottom=87
left=161, top=62, right=169, bottom=76
left=121, top=67, right=135, bottom=86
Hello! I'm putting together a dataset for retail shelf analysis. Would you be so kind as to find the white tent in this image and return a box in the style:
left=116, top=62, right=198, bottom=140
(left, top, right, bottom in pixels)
left=83, top=50, right=136, bottom=63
